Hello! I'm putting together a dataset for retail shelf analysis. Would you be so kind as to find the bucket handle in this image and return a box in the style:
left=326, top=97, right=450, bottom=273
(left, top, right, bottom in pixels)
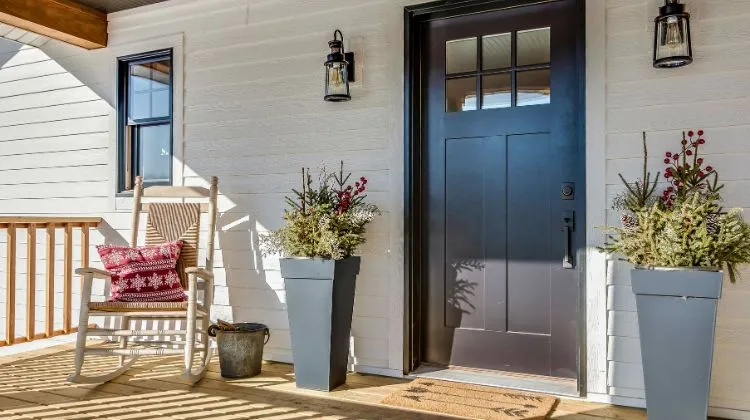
left=207, top=324, right=219, bottom=337
left=207, top=324, right=270, bottom=344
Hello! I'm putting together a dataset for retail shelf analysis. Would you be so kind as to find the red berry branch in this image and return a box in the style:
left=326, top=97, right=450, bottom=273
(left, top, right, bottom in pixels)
left=661, top=129, right=721, bottom=208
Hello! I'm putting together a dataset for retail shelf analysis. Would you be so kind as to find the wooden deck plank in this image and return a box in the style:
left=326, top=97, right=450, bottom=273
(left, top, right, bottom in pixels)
left=0, top=342, right=649, bottom=420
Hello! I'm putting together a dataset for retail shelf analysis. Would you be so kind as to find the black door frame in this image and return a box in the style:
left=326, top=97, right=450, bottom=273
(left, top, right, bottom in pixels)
left=403, top=0, right=587, bottom=388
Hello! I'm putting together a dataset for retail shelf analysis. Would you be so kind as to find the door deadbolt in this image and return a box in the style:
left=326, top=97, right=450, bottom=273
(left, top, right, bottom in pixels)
left=561, top=183, right=575, bottom=200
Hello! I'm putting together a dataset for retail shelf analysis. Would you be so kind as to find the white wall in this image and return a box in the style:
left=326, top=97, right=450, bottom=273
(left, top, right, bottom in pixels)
left=0, top=0, right=418, bottom=377
left=604, top=0, right=750, bottom=417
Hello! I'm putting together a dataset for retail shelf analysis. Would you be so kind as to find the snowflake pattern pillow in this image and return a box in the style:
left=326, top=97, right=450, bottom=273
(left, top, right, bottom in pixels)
left=96, top=241, right=187, bottom=302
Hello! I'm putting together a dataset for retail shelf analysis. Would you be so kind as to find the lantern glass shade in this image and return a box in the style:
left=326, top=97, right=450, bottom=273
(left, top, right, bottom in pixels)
left=325, top=60, right=350, bottom=101
left=654, top=2, right=692, bottom=68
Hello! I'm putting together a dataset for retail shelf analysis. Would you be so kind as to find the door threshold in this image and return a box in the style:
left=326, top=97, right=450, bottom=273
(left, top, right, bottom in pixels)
left=408, top=364, right=579, bottom=397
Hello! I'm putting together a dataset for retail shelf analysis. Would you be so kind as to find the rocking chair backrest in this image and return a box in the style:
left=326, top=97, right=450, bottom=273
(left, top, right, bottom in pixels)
left=130, top=176, right=219, bottom=289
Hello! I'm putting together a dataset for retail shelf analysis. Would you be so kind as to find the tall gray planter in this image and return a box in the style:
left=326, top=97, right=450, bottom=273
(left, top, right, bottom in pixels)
left=280, top=257, right=360, bottom=391
left=631, top=268, right=723, bottom=420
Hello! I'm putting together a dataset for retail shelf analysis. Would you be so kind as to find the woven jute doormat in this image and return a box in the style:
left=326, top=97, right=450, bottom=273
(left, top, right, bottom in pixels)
left=382, top=378, right=558, bottom=419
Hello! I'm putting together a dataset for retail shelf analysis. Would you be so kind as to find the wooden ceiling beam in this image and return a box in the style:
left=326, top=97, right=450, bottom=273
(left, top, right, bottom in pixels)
left=0, top=0, right=107, bottom=49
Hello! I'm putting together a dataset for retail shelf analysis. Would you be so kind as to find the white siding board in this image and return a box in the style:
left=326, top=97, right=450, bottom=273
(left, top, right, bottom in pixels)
left=0, top=73, right=84, bottom=98
left=0, top=149, right=108, bottom=171
left=607, top=336, right=641, bottom=365
left=0, top=165, right=108, bottom=185
left=0, top=133, right=109, bottom=156
left=0, top=100, right=110, bottom=128
left=0, top=48, right=50, bottom=68
left=0, top=60, right=65, bottom=84
left=608, top=310, right=639, bottom=338
left=0, top=117, right=109, bottom=142
left=607, top=361, right=644, bottom=390
left=0, top=86, right=102, bottom=113
left=606, top=285, right=636, bottom=312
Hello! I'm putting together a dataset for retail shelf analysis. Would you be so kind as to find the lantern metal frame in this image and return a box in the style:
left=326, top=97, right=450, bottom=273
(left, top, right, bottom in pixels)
left=324, top=29, right=355, bottom=102
left=653, top=0, right=693, bottom=69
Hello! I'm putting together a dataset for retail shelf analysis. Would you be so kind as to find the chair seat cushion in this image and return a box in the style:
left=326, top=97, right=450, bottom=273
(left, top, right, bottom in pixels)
left=88, top=301, right=205, bottom=312
left=96, top=241, right=187, bottom=302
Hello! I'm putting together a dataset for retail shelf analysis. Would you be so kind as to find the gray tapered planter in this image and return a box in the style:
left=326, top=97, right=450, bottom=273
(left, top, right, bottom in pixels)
left=280, top=257, right=360, bottom=391
left=632, top=268, right=723, bottom=420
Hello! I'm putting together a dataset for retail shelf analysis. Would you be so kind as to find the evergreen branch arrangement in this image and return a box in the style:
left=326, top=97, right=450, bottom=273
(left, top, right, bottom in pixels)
left=260, top=161, right=380, bottom=260
left=602, top=130, right=750, bottom=282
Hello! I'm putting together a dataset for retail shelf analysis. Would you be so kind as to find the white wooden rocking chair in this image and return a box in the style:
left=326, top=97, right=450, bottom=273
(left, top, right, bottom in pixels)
left=68, top=176, right=218, bottom=385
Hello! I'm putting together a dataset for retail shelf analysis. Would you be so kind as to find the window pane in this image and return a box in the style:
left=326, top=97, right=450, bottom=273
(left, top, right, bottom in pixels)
left=482, top=73, right=512, bottom=109
left=517, top=69, right=551, bottom=107
left=446, top=37, right=477, bottom=74
left=446, top=77, right=477, bottom=112
left=138, top=124, right=171, bottom=184
left=129, top=59, right=171, bottom=120
left=482, top=33, right=511, bottom=70
left=517, top=27, right=551, bottom=66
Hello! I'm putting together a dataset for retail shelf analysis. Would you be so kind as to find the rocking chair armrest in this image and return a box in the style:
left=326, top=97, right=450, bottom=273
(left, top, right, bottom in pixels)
left=75, top=267, right=111, bottom=280
left=185, top=267, right=213, bottom=282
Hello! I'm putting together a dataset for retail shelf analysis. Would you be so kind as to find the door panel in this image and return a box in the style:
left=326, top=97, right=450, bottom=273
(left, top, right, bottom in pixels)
left=507, top=133, right=551, bottom=335
left=421, top=0, right=583, bottom=379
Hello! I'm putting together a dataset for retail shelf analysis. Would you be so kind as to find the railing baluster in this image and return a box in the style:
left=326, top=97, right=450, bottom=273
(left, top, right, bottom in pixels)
left=6, top=224, right=16, bottom=345
left=45, top=224, right=55, bottom=338
left=26, top=225, right=36, bottom=341
left=63, top=223, right=73, bottom=333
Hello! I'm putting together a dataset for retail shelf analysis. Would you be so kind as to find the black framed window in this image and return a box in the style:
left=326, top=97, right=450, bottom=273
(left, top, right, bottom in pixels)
left=117, top=49, right=173, bottom=192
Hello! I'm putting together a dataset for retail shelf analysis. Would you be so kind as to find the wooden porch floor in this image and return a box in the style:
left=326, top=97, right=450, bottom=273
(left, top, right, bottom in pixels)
left=0, top=343, right=648, bottom=420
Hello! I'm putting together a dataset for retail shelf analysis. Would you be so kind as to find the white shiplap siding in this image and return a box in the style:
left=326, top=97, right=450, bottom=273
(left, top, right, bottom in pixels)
left=605, top=0, right=750, bottom=415
left=0, top=0, right=418, bottom=376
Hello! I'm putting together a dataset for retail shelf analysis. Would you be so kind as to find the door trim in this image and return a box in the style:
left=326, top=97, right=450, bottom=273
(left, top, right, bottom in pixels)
left=403, top=0, right=587, bottom=393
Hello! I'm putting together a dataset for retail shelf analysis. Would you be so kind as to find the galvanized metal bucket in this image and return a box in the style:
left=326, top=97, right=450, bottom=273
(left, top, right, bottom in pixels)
left=208, top=322, right=270, bottom=378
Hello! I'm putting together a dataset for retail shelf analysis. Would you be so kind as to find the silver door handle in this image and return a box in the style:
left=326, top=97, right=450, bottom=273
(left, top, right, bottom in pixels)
left=562, top=211, right=574, bottom=269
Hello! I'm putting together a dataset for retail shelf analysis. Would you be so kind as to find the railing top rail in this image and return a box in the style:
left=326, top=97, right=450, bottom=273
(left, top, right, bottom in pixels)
left=0, top=217, right=103, bottom=226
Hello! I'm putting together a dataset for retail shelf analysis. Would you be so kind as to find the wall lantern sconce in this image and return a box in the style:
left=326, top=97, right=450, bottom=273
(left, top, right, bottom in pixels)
left=324, top=29, right=355, bottom=102
left=654, top=0, right=693, bottom=68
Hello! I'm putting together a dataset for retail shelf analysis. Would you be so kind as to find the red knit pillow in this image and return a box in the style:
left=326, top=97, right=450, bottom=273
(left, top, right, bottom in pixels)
left=96, top=241, right=187, bottom=302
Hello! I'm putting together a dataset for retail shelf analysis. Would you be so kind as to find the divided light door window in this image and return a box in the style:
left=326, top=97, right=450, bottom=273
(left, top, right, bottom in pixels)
left=118, top=49, right=173, bottom=192
left=445, top=27, right=551, bottom=112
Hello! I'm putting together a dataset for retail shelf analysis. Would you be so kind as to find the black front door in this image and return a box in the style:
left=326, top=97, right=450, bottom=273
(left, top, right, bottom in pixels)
left=421, top=0, right=583, bottom=379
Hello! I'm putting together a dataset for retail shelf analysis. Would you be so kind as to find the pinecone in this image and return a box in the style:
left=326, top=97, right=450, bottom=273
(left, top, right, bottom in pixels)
left=621, top=213, right=638, bottom=231
left=706, top=213, right=719, bottom=235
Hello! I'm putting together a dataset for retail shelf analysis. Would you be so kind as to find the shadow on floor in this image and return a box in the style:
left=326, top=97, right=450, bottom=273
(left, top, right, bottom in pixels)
left=0, top=345, right=453, bottom=420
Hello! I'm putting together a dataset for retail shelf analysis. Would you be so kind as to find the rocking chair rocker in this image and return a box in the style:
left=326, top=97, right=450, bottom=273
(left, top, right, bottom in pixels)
left=68, top=176, right=219, bottom=385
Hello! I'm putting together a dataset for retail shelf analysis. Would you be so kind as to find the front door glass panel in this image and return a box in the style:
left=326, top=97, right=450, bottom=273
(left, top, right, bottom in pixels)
left=445, top=27, right=552, bottom=112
